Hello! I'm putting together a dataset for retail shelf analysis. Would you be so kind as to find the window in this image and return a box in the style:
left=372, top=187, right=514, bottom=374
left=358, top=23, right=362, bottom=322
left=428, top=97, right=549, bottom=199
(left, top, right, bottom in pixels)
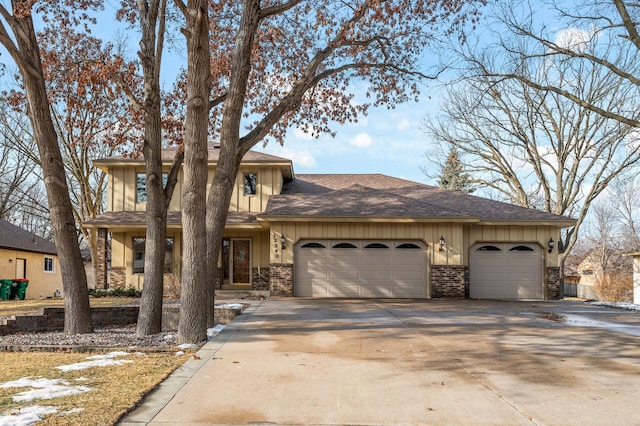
left=510, top=245, right=534, bottom=252
left=477, top=245, right=501, bottom=251
left=365, top=243, right=389, bottom=249
left=136, top=173, right=168, bottom=202
left=133, top=237, right=174, bottom=274
left=332, top=242, right=357, bottom=249
left=396, top=243, right=421, bottom=249
left=244, top=173, right=257, bottom=195
left=301, top=242, right=326, bottom=248
left=44, top=257, right=54, bottom=273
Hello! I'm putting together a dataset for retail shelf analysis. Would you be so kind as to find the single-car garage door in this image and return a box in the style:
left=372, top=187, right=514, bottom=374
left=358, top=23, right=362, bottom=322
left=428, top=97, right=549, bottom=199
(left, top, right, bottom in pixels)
left=469, top=242, right=543, bottom=299
left=295, top=240, right=428, bottom=298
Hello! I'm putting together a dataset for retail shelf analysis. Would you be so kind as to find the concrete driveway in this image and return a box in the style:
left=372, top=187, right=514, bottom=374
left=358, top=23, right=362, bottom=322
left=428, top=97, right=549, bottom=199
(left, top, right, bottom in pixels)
left=121, top=299, right=640, bottom=426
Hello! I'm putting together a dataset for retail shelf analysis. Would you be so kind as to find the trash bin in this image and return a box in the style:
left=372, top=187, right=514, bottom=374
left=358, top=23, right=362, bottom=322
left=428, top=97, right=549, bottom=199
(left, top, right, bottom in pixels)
left=0, top=279, right=12, bottom=300
left=12, top=279, right=29, bottom=300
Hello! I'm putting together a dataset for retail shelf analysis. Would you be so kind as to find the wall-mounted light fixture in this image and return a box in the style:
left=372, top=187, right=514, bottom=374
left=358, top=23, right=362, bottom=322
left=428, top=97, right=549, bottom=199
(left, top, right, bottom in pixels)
left=548, top=238, right=555, bottom=253
left=8, top=259, right=13, bottom=263
left=280, top=235, right=286, bottom=250
left=439, top=236, right=446, bottom=252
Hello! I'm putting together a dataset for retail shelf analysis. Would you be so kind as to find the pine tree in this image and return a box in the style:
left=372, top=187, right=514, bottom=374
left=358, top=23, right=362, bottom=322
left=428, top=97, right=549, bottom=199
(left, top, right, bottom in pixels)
left=438, top=148, right=474, bottom=193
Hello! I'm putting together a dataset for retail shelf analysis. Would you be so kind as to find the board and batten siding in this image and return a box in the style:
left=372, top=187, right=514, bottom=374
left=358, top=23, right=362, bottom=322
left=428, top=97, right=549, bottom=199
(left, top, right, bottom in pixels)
left=272, top=221, right=558, bottom=268
left=108, top=165, right=283, bottom=214
left=272, top=222, right=461, bottom=266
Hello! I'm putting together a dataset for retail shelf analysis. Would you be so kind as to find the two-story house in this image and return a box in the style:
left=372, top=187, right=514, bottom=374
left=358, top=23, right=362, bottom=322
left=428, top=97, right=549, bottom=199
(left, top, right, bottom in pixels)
left=84, top=144, right=575, bottom=300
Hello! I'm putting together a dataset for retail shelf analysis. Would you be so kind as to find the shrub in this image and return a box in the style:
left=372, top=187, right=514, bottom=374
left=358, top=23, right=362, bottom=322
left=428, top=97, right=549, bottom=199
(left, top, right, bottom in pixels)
left=89, top=287, right=141, bottom=298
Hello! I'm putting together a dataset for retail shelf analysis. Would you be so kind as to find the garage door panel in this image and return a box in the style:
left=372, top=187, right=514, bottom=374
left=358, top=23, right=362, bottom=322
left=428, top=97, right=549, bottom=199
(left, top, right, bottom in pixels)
left=295, top=240, right=427, bottom=298
left=470, top=242, right=542, bottom=300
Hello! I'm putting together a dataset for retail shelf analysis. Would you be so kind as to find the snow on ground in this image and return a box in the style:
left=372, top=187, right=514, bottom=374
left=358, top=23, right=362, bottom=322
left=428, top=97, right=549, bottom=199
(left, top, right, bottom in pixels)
left=0, top=405, right=59, bottom=426
left=56, top=351, right=134, bottom=372
left=591, top=301, right=640, bottom=312
left=216, top=303, right=244, bottom=310
left=0, top=377, right=91, bottom=402
left=207, top=324, right=226, bottom=339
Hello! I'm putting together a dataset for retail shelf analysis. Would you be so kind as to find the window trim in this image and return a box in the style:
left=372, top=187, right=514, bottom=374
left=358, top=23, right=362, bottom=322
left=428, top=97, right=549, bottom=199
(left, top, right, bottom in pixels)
left=43, top=256, right=55, bottom=273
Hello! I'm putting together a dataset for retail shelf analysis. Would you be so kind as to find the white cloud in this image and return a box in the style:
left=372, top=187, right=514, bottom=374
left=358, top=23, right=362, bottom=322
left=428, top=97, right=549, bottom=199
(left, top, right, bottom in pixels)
left=554, top=27, right=593, bottom=52
left=276, top=147, right=317, bottom=168
left=350, top=132, right=373, bottom=148
left=397, top=119, right=411, bottom=131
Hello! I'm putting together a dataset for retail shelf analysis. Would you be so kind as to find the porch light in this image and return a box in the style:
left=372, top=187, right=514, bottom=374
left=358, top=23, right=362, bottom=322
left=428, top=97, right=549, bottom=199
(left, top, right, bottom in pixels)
left=281, top=235, right=286, bottom=250
left=438, top=236, right=446, bottom=252
left=548, top=238, right=555, bottom=253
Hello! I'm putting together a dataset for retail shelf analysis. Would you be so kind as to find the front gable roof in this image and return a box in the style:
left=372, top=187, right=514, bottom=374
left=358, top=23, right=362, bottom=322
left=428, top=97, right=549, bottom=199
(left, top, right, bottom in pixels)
left=0, top=219, right=57, bottom=255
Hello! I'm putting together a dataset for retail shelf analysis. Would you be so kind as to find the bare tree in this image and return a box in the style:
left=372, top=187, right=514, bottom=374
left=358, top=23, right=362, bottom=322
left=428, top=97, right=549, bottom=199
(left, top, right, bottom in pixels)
left=166, top=0, right=486, bottom=343
left=0, top=1, right=94, bottom=333
left=424, top=19, right=640, bottom=265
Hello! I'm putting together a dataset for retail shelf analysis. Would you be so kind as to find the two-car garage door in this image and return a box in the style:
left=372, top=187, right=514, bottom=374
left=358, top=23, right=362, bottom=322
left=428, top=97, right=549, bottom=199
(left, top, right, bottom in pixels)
left=295, top=240, right=427, bottom=298
left=469, top=242, right=543, bottom=299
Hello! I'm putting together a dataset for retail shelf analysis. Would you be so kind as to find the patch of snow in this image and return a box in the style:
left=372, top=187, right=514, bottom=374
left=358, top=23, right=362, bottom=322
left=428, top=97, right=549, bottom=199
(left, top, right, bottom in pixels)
left=0, top=405, right=58, bottom=426
left=163, top=334, right=175, bottom=341
left=216, top=303, right=244, bottom=310
left=207, top=324, right=226, bottom=339
left=177, top=343, right=199, bottom=349
left=175, top=351, right=185, bottom=357
left=0, top=378, right=91, bottom=402
left=56, top=352, right=133, bottom=372
left=591, top=302, right=640, bottom=312
left=562, top=314, right=640, bottom=338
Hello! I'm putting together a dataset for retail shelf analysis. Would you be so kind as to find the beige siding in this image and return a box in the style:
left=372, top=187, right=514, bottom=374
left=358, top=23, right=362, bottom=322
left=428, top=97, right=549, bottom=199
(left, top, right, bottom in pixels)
left=108, top=165, right=282, bottom=213
left=0, top=248, right=63, bottom=300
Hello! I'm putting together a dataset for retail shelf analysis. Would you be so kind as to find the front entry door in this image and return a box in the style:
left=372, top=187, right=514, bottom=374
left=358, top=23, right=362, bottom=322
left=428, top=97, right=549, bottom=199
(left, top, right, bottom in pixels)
left=231, top=239, right=251, bottom=285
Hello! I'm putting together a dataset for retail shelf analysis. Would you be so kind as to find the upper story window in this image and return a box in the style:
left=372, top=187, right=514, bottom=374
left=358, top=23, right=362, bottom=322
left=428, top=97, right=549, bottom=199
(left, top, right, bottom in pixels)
left=244, top=173, right=257, bottom=195
left=136, top=173, right=168, bottom=202
left=43, top=256, right=55, bottom=273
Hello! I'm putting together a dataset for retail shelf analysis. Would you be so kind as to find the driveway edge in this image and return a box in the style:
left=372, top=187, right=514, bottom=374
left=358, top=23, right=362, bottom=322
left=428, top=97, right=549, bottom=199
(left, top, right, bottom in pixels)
left=117, top=300, right=262, bottom=425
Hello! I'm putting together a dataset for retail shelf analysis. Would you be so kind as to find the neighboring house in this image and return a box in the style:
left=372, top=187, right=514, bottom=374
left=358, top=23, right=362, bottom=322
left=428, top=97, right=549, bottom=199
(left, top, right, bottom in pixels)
left=84, top=144, right=576, bottom=300
left=0, top=219, right=63, bottom=299
left=624, top=252, right=640, bottom=304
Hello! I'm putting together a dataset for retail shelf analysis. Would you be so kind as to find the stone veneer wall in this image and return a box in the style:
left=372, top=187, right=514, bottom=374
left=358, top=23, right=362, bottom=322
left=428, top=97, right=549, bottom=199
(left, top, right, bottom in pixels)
left=546, top=266, right=562, bottom=300
left=431, top=265, right=468, bottom=299
left=270, top=263, right=294, bottom=296
left=252, top=267, right=270, bottom=291
left=109, top=267, right=126, bottom=289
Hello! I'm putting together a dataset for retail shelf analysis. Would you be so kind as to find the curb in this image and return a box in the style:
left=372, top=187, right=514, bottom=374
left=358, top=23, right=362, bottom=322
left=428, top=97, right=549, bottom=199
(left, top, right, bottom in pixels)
left=117, top=300, right=263, bottom=425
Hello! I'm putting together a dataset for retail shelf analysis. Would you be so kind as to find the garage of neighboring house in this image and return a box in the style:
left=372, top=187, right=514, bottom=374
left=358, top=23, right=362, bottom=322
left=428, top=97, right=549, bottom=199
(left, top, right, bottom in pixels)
left=469, top=242, right=543, bottom=299
left=294, top=240, right=428, bottom=298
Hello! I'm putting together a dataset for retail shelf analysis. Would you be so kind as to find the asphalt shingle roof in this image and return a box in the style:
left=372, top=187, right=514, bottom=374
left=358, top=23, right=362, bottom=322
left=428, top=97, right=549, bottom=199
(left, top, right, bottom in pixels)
left=0, top=219, right=57, bottom=255
left=261, top=174, right=574, bottom=223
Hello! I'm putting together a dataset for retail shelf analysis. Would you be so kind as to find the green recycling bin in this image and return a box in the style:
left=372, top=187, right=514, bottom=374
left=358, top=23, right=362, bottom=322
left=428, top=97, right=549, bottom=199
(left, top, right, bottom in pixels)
left=0, top=279, right=12, bottom=300
left=12, top=279, right=29, bottom=300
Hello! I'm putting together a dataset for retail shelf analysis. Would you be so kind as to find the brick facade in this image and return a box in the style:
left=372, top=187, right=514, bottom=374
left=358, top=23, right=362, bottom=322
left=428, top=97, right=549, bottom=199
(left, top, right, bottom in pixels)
left=430, top=265, right=468, bottom=299
left=270, top=263, right=294, bottom=296
left=546, top=266, right=562, bottom=300
left=252, top=267, right=270, bottom=291
left=96, top=228, right=109, bottom=289
left=110, top=267, right=126, bottom=289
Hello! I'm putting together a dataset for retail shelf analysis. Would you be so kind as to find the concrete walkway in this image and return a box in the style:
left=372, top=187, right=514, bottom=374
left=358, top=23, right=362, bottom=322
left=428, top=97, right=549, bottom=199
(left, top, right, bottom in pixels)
left=120, top=299, right=640, bottom=425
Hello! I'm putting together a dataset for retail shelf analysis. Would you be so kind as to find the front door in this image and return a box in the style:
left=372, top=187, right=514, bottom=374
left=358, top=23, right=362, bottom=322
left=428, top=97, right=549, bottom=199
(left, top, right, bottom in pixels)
left=231, top=239, right=251, bottom=286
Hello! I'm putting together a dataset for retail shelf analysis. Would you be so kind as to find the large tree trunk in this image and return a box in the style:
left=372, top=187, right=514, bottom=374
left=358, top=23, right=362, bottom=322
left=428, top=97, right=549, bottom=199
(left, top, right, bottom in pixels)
left=14, top=16, right=93, bottom=334
left=136, top=0, right=170, bottom=337
left=178, top=0, right=212, bottom=344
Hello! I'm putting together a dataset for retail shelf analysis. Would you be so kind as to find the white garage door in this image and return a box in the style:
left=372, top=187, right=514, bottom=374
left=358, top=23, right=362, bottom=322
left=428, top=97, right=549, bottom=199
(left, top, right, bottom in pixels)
left=470, top=242, right=543, bottom=299
left=295, top=240, right=428, bottom=298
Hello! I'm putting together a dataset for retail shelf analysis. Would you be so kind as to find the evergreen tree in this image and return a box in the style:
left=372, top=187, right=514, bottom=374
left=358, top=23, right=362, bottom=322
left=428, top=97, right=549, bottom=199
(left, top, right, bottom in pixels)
left=438, top=148, right=474, bottom=193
